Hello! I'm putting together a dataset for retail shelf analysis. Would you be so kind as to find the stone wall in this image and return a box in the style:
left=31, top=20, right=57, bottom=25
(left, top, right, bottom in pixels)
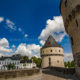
left=60, top=0, right=80, bottom=78
left=50, top=67, right=75, bottom=75
left=0, top=69, right=40, bottom=79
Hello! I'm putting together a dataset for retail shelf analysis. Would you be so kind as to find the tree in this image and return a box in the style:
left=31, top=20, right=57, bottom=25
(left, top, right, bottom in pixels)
left=7, top=64, right=15, bottom=70
left=23, top=63, right=26, bottom=66
left=31, top=57, right=42, bottom=68
left=64, top=60, right=75, bottom=68
left=64, top=62, right=68, bottom=68
left=71, top=60, right=75, bottom=68
left=23, top=56, right=28, bottom=61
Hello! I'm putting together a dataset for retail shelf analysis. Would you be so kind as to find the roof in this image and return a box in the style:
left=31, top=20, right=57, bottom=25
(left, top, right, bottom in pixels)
left=41, top=35, right=61, bottom=49
left=0, top=56, right=21, bottom=60
left=20, top=60, right=32, bottom=63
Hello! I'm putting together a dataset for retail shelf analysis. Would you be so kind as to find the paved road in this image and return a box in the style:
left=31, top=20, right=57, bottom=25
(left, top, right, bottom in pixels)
left=41, top=69, right=79, bottom=80
left=0, top=69, right=79, bottom=80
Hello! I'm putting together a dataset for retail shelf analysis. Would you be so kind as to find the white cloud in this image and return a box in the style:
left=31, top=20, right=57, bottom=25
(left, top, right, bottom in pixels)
left=24, top=34, right=28, bottom=38
left=64, top=53, right=74, bottom=62
left=39, top=16, right=66, bottom=42
left=33, top=55, right=39, bottom=58
left=6, top=19, right=16, bottom=30
left=15, top=43, right=41, bottom=58
left=0, top=38, right=12, bottom=55
left=40, top=40, right=45, bottom=46
left=0, top=47, right=12, bottom=53
left=0, top=17, right=4, bottom=23
left=0, top=38, right=9, bottom=48
left=18, top=28, right=22, bottom=32
left=12, top=44, right=16, bottom=48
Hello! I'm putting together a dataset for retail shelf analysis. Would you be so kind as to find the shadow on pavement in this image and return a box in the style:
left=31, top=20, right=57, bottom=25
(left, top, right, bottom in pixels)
left=42, top=69, right=79, bottom=80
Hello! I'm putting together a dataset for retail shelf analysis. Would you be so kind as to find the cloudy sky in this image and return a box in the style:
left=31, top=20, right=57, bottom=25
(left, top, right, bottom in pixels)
left=0, top=0, right=73, bottom=61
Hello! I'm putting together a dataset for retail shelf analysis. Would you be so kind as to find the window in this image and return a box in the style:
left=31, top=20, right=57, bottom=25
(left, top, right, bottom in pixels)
left=57, top=60, right=59, bottom=63
left=50, top=50, right=52, bottom=52
left=70, top=37, right=74, bottom=45
left=68, top=14, right=72, bottom=21
left=76, top=20, right=78, bottom=27
left=59, top=50, right=60, bottom=52
left=65, top=0, right=67, bottom=7
left=49, top=57, right=51, bottom=67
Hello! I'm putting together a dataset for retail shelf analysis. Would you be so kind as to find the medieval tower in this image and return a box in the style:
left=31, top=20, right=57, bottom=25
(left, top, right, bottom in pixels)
left=60, top=0, right=80, bottom=77
left=40, top=35, right=64, bottom=68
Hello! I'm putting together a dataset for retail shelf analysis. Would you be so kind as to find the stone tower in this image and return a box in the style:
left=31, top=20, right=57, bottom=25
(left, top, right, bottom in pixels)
left=60, top=0, right=80, bottom=77
left=40, top=35, right=64, bottom=68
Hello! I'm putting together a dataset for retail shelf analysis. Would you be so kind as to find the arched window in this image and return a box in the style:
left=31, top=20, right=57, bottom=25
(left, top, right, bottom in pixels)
left=70, top=37, right=74, bottom=45
left=76, top=20, right=78, bottom=27
left=65, top=0, right=67, bottom=7
left=77, top=5, right=80, bottom=13
left=68, top=14, right=72, bottom=21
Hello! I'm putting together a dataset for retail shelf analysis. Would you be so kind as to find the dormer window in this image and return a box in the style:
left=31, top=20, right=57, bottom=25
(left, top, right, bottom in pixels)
left=65, top=0, right=67, bottom=7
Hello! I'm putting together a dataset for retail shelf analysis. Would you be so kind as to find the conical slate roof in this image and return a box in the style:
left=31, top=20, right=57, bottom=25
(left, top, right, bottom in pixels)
left=42, top=35, right=61, bottom=49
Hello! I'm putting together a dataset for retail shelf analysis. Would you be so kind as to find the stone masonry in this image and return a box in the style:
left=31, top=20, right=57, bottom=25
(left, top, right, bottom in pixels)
left=60, top=0, right=80, bottom=78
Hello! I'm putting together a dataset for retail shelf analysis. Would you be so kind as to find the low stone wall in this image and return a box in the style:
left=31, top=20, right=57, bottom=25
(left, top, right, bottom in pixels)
left=43, top=67, right=75, bottom=75
left=0, top=69, right=40, bottom=79
left=50, top=67, right=75, bottom=74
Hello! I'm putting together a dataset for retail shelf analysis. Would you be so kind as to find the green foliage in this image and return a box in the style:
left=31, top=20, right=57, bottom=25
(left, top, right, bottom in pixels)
left=64, top=60, right=75, bottom=68
left=23, top=63, right=26, bottom=66
left=23, top=56, right=28, bottom=61
left=7, top=64, right=15, bottom=70
left=31, top=57, right=42, bottom=68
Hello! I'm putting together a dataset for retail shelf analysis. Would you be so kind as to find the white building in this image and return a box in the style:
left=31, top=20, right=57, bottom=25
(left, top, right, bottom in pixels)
left=0, top=56, right=20, bottom=70
left=0, top=56, right=36, bottom=70
left=20, top=60, right=36, bottom=69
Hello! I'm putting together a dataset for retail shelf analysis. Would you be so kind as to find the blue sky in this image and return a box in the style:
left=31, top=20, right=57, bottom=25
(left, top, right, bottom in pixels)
left=0, top=0, right=73, bottom=61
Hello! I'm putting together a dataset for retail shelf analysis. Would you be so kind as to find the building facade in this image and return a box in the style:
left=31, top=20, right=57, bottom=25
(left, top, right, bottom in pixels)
left=0, top=56, right=36, bottom=70
left=60, top=0, right=80, bottom=77
left=20, top=60, right=36, bottom=69
left=0, top=56, right=21, bottom=70
left=40, top=35, right=64, bottom=68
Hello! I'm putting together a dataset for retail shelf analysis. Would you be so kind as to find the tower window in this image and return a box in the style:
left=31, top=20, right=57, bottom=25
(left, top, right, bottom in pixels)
left=50, top=50, right=52, bottom=52
left=49, top=57, right=51, bottom=67
left=57, top=60, right=59, bottom=63
left=70, top=37, right=74, bottom=45
left=65, top=0, right=67, bottom=7
left=59, top=50, right=60, bottom=52
left=76, top=20, right=78, bottom=27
